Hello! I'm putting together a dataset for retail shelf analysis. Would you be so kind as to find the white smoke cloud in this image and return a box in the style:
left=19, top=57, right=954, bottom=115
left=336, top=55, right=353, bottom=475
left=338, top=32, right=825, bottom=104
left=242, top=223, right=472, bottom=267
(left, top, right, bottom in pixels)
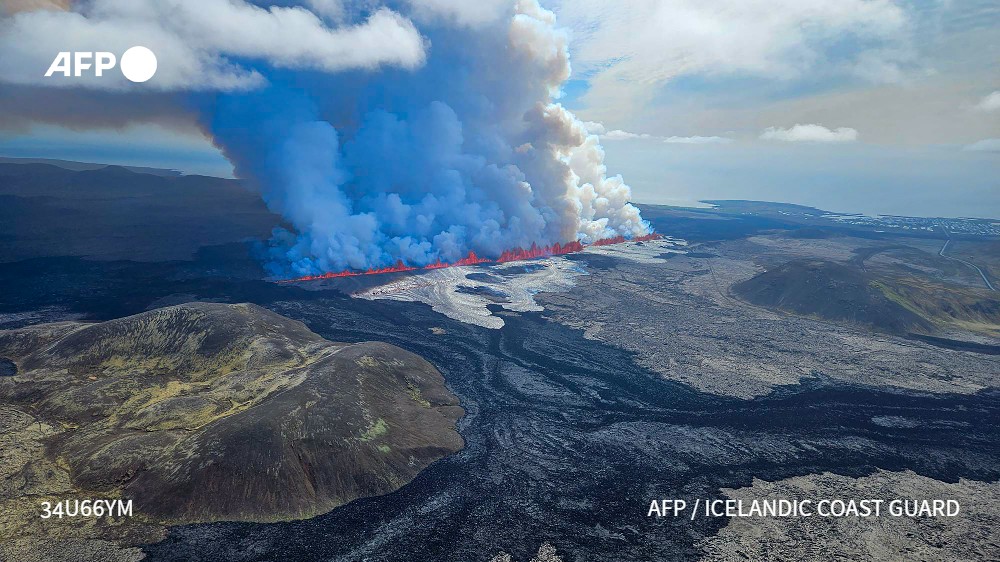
left=760, top=124, right=859, bottom=143
left=170, top=0, right=652, bottom=276
left=0, top=0, right=425, bottom=90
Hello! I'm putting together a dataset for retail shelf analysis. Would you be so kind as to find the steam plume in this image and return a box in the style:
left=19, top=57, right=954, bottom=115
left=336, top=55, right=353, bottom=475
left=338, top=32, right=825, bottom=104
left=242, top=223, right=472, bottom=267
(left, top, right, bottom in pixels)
left=201, top=0, right=650, bottom=276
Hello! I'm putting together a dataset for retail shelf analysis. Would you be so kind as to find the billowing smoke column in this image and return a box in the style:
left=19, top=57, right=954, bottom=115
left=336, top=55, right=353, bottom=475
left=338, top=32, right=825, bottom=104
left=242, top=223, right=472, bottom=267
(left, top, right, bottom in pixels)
left=201, top=1, right=649, bottom=277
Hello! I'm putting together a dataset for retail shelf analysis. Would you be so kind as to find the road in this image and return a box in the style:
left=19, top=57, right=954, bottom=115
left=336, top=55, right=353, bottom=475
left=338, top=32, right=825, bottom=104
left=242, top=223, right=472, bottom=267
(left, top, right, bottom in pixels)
left=938, top=230, right=996, bottom=291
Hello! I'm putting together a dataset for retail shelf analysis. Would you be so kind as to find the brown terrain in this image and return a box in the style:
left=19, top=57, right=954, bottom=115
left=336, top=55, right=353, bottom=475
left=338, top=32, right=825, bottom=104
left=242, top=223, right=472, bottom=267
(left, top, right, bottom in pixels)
left=0, top=302, right=463, bottom=560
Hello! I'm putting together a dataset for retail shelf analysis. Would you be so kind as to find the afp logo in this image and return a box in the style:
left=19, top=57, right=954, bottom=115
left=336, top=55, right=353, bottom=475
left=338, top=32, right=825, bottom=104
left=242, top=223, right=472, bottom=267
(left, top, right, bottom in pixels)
left=44, top=46, right=157, bottom=83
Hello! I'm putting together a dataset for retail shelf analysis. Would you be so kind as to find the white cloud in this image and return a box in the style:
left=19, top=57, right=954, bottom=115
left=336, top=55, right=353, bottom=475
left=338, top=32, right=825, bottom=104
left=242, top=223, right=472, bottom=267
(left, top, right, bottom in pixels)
left=583, top=121, right=733, bottom=144
left=304, top=0, right=346, bottom=21
left=664, top=135, right=733, bottom=144
left=963, top=138, right=1000, bottom=152
left=0, top=0, right=426, bottom=91
left=405, top=0, right=511, bottom=26
left=553, top=0, right=913, bottom=121
left=974, top=91, right=1000, bottom=112
left=760, top=124, right=859, bottom=143
left=602, top=129, right=652, bottom=141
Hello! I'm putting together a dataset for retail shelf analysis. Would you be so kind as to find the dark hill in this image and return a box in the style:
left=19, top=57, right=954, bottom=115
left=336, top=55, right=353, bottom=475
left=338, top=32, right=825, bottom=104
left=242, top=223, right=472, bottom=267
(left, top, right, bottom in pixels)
left=733, top=260, right=933, bottom=334
left=0, top=303, right=463, bottom=525
left=0, top=156, right=183, bottom=176
left=0, top=163, right=280, bottom=262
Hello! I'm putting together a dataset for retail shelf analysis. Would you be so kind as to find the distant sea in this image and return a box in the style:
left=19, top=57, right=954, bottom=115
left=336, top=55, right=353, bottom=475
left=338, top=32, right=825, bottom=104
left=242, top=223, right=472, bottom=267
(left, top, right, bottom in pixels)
left=608, top=141, right=1000, bottom=220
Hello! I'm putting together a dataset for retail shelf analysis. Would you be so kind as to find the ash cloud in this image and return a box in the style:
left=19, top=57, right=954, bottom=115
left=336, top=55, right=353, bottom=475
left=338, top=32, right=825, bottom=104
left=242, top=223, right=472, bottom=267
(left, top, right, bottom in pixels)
left=205, top=0, right=649, bottom=276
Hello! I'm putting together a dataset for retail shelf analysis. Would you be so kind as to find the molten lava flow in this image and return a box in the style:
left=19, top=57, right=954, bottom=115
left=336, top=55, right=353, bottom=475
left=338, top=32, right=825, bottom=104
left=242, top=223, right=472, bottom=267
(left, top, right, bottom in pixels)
left=494, top=240, right=587, bottom=263
left=279, top=233, right=662, bottom=283
left=285, top=260, right=417, bottom=282
left=425, top=251, right=492, bottom=269
left=588, top=233, right=659, bottom=247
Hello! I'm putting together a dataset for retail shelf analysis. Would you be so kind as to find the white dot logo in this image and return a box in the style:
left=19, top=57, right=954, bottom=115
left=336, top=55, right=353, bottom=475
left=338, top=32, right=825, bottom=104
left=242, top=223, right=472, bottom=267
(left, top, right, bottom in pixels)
left=120, top=46, right=157, bottom=83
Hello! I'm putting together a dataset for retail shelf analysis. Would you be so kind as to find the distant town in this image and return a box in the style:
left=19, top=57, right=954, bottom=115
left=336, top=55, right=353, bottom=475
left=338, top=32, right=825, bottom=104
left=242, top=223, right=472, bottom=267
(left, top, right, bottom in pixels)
left=820, top=213, right=1000, bottom=237
left=693, top=200, right=1000, bottom=239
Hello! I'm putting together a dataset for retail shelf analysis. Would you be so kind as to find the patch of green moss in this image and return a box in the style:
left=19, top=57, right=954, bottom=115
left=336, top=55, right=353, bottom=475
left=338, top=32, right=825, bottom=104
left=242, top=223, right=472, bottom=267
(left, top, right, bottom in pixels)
left=356, top=356, right=379, bottom=368
left=870, top=280, right=931, bottom=320
left=406, top=383, right=431, bottom=408
left=360, top=418, right=388, bottom=442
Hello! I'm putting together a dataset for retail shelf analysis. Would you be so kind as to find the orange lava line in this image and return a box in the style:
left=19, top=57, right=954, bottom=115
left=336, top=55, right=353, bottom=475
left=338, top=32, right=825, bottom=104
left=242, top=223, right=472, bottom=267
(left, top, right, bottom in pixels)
left=278, top=233, right=661, bottom=283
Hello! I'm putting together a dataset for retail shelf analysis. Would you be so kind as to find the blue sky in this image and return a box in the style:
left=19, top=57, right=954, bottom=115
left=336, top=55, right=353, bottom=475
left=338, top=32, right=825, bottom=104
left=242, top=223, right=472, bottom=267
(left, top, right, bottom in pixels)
left=0, top=0, right=997, bottom=218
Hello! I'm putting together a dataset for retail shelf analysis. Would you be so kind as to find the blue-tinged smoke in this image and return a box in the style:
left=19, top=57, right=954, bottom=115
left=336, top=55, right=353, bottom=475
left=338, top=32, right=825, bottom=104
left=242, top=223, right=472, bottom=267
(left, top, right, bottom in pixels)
left=200, top=1, right=649, bottom=277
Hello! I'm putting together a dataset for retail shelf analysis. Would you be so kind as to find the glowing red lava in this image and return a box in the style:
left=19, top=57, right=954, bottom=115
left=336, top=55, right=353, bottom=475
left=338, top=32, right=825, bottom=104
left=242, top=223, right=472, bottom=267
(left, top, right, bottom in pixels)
left=279, top=233, right=662, bottom=283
